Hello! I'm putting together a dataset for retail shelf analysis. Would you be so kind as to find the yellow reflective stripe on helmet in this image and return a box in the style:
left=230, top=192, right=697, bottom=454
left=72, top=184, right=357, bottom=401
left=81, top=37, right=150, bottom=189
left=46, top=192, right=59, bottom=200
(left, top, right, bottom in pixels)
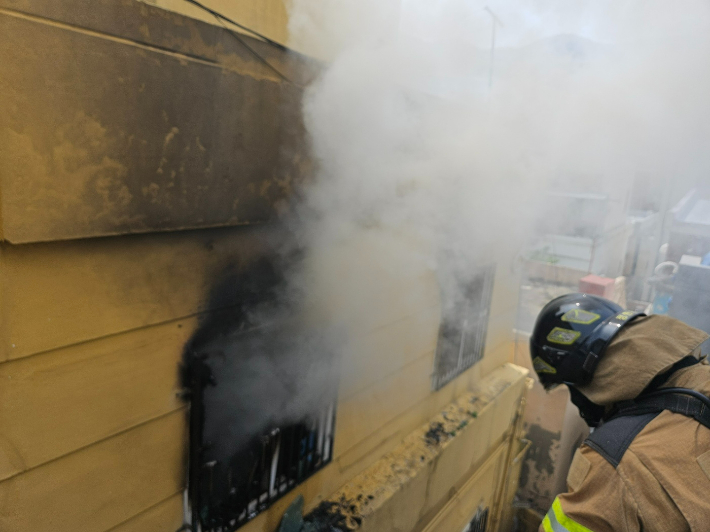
left=542, top=498, right=595, bottom=532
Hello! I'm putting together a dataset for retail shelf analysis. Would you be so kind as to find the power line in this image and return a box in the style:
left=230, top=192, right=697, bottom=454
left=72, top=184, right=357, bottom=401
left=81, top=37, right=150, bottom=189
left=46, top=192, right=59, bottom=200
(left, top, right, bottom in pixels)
left=184, top=0, right=289, bottom=52
left=183, top=0, right=299, bottom=85
left=212, top=14, right=295, bottom=84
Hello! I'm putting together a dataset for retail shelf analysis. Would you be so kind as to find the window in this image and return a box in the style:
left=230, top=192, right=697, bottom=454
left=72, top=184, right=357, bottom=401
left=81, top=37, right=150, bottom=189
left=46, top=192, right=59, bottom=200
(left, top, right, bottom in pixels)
left=432, top=265, right=495, bottom=390
left=462, top=506, right=490, bottom=532
left=182, top=261, right=338, bottom=531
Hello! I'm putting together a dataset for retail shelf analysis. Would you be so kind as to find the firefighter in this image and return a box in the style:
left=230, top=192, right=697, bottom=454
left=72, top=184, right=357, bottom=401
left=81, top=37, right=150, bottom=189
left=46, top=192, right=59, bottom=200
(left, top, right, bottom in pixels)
left=530, top=293, right=710, bottom=532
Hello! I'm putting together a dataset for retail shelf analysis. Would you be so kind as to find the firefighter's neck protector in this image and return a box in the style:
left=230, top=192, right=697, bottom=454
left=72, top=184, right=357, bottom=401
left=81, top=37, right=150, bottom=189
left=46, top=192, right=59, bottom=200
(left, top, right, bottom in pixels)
left=567, top=386, right=606, bottom=427
left=530, top=293, right=645, bottom=390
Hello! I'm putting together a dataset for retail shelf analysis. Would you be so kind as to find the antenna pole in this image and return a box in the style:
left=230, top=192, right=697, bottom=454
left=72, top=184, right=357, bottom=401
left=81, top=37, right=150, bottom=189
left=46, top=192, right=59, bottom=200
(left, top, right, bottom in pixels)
left=484, top=7, right=504, bottom=88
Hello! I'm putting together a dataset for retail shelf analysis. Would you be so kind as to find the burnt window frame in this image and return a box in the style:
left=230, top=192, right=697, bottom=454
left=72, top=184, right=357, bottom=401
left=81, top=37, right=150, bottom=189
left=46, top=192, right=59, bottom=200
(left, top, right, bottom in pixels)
left=431, top=264, right=495, bottom=391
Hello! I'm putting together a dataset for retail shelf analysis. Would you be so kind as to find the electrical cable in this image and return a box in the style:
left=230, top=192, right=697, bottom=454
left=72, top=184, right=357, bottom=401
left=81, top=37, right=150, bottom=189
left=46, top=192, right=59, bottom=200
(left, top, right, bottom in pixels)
left=214, top=15, right=295, bottom=84
left=184, top=0, right=288, bottom=50
left=183, top=0, right=299, bottom=85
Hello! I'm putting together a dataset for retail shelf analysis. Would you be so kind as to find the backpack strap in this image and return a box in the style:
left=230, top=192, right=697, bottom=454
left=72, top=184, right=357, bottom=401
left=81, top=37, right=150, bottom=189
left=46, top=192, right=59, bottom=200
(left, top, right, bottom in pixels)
left=584, top=388, right=710, bottom=468
left=613, top=388, right=710, bottom=430
left=642, top=356, right=699, bottom=393
left=584, top=412, right=660, bottom=467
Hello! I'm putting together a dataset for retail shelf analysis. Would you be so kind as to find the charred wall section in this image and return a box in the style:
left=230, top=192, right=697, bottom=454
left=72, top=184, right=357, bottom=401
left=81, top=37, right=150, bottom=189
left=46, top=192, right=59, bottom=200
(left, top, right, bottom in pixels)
left=0, top=0, right=318, bottom=243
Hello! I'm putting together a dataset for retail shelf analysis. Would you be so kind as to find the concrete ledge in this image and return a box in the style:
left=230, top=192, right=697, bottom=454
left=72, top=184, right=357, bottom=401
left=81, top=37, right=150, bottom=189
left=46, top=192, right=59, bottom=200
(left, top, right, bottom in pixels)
left=304, top=364, right=529, bottom=532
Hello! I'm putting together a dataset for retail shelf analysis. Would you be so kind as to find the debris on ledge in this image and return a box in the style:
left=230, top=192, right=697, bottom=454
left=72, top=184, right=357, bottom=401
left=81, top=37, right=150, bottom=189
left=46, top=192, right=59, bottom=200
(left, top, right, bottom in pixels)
left=278, top=366, right=523, bottom=531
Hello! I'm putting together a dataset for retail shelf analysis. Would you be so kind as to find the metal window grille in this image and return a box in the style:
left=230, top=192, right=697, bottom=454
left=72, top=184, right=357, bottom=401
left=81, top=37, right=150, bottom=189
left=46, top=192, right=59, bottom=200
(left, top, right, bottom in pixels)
left=180, top=258, right=339, bottom=531
left=185, top=347, right=336, bottom=532
left=183, top=306, right=338, bottom=532
left=432, top=265, right=495, bottom=390
left=462, top=506, right=489, bottom=532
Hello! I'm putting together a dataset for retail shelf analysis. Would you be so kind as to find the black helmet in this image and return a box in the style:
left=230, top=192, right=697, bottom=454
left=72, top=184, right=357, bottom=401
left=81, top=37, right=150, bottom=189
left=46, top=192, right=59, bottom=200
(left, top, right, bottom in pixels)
left=530, top=293, right=645, bottom=390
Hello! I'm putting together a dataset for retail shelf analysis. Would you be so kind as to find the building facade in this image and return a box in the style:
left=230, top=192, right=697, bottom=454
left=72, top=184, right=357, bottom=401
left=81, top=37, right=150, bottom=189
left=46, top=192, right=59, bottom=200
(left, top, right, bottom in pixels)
left=0, top=1, right=529, bottom=531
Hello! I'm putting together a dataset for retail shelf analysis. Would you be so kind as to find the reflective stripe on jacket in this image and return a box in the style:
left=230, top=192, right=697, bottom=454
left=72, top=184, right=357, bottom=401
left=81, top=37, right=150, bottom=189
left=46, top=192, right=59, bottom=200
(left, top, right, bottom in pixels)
left=542, top=498, right=593, bottom=532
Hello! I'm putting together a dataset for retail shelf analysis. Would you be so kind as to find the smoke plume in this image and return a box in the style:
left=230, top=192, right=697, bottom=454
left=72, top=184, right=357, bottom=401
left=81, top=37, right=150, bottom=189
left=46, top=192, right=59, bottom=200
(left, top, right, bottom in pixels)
left=188, top=0, right=710, bottom=468
left=286, top=0, right=710, bottom=331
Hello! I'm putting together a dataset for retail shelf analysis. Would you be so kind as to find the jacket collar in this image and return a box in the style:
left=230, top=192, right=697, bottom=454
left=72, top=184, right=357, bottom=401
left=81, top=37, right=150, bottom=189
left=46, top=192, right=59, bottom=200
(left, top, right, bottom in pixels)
left=577, top=315, right=709, bottom=405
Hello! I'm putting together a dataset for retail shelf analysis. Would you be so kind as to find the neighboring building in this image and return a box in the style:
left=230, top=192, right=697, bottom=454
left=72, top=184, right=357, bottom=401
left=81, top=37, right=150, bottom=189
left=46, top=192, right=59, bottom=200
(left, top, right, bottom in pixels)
left=0, top=2, right=528, bottom=531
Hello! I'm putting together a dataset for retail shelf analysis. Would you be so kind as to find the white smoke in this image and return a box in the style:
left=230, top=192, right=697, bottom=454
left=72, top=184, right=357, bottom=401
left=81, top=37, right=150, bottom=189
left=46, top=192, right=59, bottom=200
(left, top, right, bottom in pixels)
left=287, top=0, right=710, bottom=277
left=189, top=0, right=710, bottom=468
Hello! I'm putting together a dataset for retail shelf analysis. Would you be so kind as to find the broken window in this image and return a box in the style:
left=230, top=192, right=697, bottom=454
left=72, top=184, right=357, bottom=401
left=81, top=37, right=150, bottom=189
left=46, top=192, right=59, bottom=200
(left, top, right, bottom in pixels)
left=182, top=260, right=339, bottom=531
left=432, top=264, right=495, bottom=390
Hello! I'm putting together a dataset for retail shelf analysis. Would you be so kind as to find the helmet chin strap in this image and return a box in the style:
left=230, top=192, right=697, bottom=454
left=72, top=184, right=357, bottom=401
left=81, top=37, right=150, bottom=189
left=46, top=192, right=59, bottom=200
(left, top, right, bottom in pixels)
left=568, top=386, right=606, bottom=428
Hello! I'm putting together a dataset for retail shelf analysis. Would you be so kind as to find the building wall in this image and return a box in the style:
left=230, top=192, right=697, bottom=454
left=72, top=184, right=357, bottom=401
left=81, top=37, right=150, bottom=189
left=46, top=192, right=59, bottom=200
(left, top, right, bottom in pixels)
left=0, top=1, right=526, bottom=531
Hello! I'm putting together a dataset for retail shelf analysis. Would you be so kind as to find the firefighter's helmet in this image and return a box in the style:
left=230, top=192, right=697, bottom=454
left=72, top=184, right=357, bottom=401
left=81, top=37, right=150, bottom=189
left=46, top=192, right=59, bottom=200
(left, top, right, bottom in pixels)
left=530, top=293, right=645, bottom=390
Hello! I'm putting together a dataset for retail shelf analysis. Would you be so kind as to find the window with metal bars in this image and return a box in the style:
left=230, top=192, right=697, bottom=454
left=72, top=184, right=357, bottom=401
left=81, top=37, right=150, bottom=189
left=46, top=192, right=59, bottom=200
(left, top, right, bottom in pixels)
left=184, top=324, right=337, bottom=531
left=462, top=506, right=489, bottom=532
left=432, top=265, right=495, bottom=391
left=182, top=261, right=338, bottom=531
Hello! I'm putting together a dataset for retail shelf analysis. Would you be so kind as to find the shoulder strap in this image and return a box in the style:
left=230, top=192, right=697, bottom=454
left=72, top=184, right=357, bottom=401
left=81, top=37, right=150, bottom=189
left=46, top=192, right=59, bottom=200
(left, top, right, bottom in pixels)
left=584, top=389, right=710, bottom=468
left=614, top=389, right=710, bottom=429
left=642, top=356, right=699, bottom=393
left=584, top=412, right=660, bottom=468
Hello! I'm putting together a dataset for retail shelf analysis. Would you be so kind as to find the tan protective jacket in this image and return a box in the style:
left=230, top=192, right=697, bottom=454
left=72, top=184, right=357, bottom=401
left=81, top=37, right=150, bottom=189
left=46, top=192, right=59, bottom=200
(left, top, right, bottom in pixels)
left=539, top=315, right=710, bottom=532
